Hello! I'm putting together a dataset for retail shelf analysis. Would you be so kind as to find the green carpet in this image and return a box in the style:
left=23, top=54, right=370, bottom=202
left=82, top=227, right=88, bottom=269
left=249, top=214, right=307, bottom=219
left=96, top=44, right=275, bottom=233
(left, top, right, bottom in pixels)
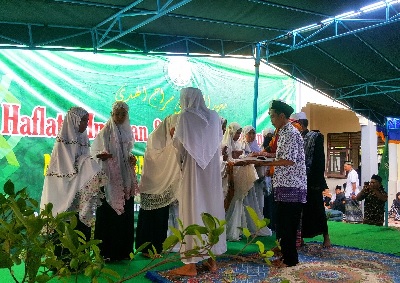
left=2, top=222, right=399, bottom=283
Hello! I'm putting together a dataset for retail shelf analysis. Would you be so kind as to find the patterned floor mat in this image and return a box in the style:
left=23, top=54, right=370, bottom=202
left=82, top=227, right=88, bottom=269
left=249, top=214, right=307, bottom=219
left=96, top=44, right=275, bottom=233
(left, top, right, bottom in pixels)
left=146, top=243, right=400, bottom=283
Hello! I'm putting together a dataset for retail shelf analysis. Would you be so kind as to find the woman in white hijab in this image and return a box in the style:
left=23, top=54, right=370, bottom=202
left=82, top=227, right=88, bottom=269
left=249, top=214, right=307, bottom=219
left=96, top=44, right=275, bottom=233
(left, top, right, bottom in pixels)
left=221, top=122, right=243, bottom=160
left=91, top=101, right=138, bottom=261
left=169, top=87, right=226, bottom=276
left=240, top=125, right=272, bottom=237
left=222, top=122, right=258, bottom=241
left=135, top=114, right=181, bottom=255
left=40, top=106, right=107, bottom=241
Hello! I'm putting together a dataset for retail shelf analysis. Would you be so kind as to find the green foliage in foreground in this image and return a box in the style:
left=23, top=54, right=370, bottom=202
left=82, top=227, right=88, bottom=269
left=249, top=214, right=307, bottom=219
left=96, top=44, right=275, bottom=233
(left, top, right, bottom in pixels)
left=0, top=180, right=119, bottom=283
left=1, top=179, right=279, bottom=283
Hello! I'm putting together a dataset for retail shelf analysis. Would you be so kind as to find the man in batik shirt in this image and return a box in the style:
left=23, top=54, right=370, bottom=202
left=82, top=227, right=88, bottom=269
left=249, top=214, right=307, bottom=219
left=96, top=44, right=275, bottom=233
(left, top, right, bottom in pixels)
left=355, top=174, right=387, bottom=226
left=264, top=100, right=307, bottom=267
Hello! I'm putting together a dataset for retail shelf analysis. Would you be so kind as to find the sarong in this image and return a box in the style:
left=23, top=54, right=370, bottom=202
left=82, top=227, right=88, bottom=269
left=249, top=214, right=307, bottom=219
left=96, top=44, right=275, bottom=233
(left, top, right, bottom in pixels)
left=345, top=198, right=363, bottom=223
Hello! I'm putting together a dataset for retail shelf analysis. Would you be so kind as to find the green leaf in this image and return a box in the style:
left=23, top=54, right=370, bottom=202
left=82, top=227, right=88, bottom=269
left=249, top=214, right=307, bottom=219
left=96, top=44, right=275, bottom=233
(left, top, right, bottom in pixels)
left=151, top=245, right=158, bottom=255
left=163, top=235, right=179, bottom=250
left=208, top=234, right=220, bottom=245
left=84, top=265, right=94, bottom=277
left=22, top=208, right=35, bottom=217
left=169, top=226, right=183, bottom=241
left=194, top=229, right=204, bottom=244
left=29, top=198, right=39, bottom=208
left=44, top=257, right=61, bottom=270
left=0, top=193, right=7, bottom=204
left=16, top=198, right=27, bottom=211
left=186, top=224, right=208, bottom=235
left=218, top=219, right=226, bottom=227
left=0, top=250, right=13, bottom=268
left=135, top=242, right=151, bottom=253
left=8, top=201, right=29, bottom=227
left=4, top=180, right=15, bottom=195
left=178, top=218, right=184, bottom=229
left=59, top=236, right=76, bottom=253
left=255, top=240, right=265, bottom=253
left=201, top=213, right=216, bottom=231
left=256, top=219, right=267, bottom=229
left=101, top=267, right=120, bottom=279
left=26, top=250, right=42, bottom=281
left=207, top=250, right=215, bottom=260
left=245, top=206, right=262, bottom=228
left=212, top=226, right=225, bottom=237
left=184, top=247, right=200, bottom=257
left=70, top=258, right=79, bottom=269
left=70, top=215, right=78, bottom=231
left=44, top=203, right=53, bottom=214
left=264, top=250, right=274, bottom=258
left=11, top=254, right=22, bottom=265
left=35, top=274, right=51, bottom=283
left=65, top=225, right=79, bottom=250
left=242, top=227, right=251, bottom=238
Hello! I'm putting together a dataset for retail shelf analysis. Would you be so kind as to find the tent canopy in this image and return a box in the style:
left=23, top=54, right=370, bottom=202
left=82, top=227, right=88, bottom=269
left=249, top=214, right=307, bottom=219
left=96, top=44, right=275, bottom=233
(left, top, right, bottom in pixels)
left=1, top=0, right=400, bottom=124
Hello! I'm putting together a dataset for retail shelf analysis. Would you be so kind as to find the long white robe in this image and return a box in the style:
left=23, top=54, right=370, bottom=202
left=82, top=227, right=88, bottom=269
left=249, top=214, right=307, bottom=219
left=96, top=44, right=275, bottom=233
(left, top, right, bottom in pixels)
left=240, top=129, right=272, bottom=237
left=173, top=87, right=227, bottom=264
left=223, top=127, right=260, bottom=241
left=175, top=141, right=227, bottom=263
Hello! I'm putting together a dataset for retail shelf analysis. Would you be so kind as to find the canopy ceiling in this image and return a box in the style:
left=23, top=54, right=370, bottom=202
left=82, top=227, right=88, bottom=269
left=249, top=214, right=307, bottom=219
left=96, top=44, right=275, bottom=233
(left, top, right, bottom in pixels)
left=1, top=0, right=400, bottom=124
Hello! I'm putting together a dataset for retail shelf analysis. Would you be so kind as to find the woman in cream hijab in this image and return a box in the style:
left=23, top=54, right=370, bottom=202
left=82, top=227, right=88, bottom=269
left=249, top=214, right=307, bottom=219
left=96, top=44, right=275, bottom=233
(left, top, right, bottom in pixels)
left=91, top=101, right=138, bottom=261
left=135, top=114, right=181, bottom=255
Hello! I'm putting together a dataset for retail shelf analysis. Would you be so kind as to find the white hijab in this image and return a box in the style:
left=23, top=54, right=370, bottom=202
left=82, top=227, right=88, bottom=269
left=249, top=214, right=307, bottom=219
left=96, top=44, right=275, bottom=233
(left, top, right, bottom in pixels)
left=45, top=107, right=90, bottom=178
left=139, top=114, right=181, bottom=210
left=41, top=107, right=107, bottom=226
left=241, top=125, right=261, bottom=153
left=174, top=87, right=222, bottom=170
left=91, top=101, right=138, bottom=215
left=221, top=122, right=243, bottom=158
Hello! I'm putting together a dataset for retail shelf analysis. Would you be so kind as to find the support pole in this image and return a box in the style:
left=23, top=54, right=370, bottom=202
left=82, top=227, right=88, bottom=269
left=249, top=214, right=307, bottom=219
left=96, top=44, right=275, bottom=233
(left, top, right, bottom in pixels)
left=253, top=43, right=261, bottom=130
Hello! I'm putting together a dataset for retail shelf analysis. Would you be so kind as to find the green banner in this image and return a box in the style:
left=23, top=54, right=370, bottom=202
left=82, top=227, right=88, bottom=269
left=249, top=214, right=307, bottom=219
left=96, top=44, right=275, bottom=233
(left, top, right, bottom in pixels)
left=0, top=50, right=296, bottom=202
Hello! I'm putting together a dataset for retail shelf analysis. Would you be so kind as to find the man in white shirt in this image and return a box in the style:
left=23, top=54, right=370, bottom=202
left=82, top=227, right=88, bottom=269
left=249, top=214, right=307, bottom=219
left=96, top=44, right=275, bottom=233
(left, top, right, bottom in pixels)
left=343, top=161, right=362, bottom=223
left=344, top=161, right=359, bottom=198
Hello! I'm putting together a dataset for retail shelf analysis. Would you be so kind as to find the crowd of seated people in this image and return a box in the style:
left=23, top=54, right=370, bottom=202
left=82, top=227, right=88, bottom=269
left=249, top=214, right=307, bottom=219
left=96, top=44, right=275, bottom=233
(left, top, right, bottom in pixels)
left=324, top=185, right=346, bottom=222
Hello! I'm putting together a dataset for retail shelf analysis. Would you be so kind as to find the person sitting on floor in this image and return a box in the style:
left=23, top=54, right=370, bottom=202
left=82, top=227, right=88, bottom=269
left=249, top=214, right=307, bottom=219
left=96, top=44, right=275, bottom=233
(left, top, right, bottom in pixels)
left=330, top=185, right=346, bottom=214
left=324, top=186, right=345, bottom=222
left=389, top=192, right=400, bottom=221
